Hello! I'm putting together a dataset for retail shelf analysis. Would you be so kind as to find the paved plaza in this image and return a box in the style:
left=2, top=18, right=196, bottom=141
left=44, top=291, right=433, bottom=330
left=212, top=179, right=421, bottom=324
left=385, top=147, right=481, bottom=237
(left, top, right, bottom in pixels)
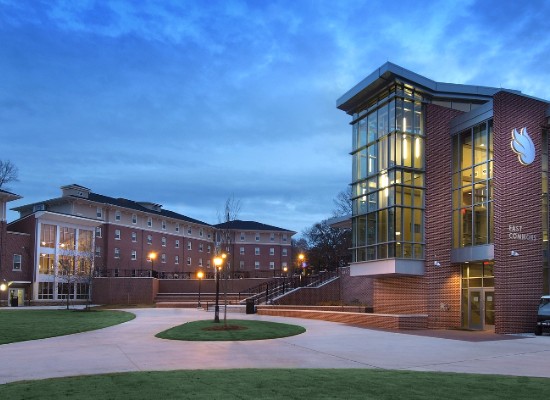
left=1, top=308, right=549, bottom=384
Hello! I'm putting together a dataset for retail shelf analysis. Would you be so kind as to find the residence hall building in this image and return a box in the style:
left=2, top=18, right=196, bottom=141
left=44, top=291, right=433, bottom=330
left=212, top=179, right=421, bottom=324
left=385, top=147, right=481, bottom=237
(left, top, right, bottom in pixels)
left=5, top=184, right=295, bottom=304
left=214, top=220, right=294, bottom=278
left=337, top=62, right=550, bottom=333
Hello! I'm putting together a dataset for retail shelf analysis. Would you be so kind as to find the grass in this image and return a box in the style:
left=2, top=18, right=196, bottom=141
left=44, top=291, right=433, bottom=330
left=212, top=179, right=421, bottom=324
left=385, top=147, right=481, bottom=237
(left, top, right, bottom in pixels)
left=1, top=369, right=549, bottom=399
left=0, top=309, right=135, bottom=344
left=156, top=319, right=306, bottom=341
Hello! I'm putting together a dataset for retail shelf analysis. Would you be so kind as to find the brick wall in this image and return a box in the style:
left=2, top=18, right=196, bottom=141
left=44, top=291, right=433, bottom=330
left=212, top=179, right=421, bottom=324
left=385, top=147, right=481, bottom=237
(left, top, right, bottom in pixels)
left=276, top=279, right=341, bottom=305
left=339, top=266, right=373, bottom=305
left=92, top=277, right=159, bottom=304
left=425, top=104, right=465, bottom=329
left=373, top=276, right=427, bottom=314
left=493, top=91, right=548, bottom=333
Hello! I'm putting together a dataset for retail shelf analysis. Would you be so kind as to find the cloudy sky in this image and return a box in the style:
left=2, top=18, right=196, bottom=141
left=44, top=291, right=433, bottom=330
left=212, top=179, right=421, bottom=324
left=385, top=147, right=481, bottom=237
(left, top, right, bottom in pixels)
left=2, top=0, right=550, bottom=235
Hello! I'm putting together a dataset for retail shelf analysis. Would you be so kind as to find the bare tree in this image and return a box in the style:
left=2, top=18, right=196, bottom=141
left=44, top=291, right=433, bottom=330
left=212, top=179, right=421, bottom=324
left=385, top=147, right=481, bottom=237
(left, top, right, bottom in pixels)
left=0, top=160, right=19, bottom=189
left=216, top=195, right=241, bottom=325
left=332, top=186, right=353, bottom=217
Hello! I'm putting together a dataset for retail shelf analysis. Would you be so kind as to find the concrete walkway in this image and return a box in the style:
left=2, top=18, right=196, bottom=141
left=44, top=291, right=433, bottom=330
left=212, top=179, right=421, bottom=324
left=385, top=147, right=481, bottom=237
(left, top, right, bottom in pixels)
left=1, top=308, right=549, bottom=384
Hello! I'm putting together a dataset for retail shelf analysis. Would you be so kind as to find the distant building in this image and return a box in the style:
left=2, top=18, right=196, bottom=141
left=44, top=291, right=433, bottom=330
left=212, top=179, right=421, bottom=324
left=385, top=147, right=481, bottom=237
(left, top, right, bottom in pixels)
left=215, top=220, right=294, bottom=278
left=337, top=62, right=550, bottom=333
left=4, top=184, right=295, bottom=304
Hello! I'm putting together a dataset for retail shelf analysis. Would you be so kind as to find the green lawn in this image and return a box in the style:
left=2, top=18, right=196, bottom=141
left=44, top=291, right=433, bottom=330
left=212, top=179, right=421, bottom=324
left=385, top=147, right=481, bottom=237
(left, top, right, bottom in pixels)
left=0, top=309, right=135, bottom=344
left=1, top=369, right=549, bottom=399
left=156, top=319, right=306, bottom=341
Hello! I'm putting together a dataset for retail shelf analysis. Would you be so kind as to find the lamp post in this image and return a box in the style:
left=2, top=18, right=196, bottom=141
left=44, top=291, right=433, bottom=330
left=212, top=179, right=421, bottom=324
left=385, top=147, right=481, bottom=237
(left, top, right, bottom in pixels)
left=298, top=253, right=305, bottom=285
left=197, top=270, right=204, bottom=309
left=148, top=251, right=157, bottom=277
left=283, top=266, right=288, bottom=294
left=213, top=255, right=223, bottom=323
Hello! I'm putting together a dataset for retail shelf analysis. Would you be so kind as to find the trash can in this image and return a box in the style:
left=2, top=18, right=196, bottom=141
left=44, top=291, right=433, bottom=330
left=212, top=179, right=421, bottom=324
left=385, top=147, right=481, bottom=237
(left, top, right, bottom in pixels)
left=246, top=299, right=256, bottom=314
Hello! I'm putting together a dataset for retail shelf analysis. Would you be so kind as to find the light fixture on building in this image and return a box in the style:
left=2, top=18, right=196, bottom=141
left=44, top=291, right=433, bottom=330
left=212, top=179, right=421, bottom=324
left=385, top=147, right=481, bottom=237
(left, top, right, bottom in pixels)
left=434, top=261, right=441, bottom=267
left=511, top=251, right=519, bottom=257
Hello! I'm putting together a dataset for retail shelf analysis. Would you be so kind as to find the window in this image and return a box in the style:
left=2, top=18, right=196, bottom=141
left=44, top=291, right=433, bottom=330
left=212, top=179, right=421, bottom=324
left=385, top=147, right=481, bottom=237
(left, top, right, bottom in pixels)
left=255, top=233, right=260, bottom=241
left=199, top=228, right=203, bottom=237
left=114, top=268, right=120, bottom=277
left=239, top=261, right=244, bottom=269
left=269, top=248, right=274, bottom=256
left=115, top=229, right=121, bottom=240
left=199, top=258, right=203, bottom=266
left=131, top=250, right=137, bottom=260
left=175, top=239, right=180, bottom=248
left=188, top=241, right=192, bottom=250
left=255, top=261, right=260, bottom=269
left=199, top=243, right=203, bottom=252
left=175, top=223, right=180, bottom=233
left=95, top=226, right=102, bottom=238
left=187, top=257, right=192, bottom=266
left=175, top=255, right=179, bottom=264
left=147, top=217, right=152, bottom=227
left=240, top=232, right=245, bottom=241
left=95, top=246, right=101, bottom=257
left=59, top=227, right=76, bottom=250
left=208, top=232, right=211, bottom=239
left=115, top=210, right=121, bottom=221
left=78, top=229, right=93, bottom=252
left=161, top=253, right=166, bottom=263
left=282, top=248, right=288, bottom=256
left=187, top=227, right=192, bottom=235
left=270, top=233, right=275, bottom=242
left=38, top=282, right=53, bottom=299
left=207, top=245, right=211, bottom=253
left=40, top=224, right=56, bottom=248
left=39, top=253, right=55, bottom=274
left=96, top=207, right=103, bottom=219
left=114, top=248, right=120, bottom=259
left=255, top=248, right=260, bottom=255
left=162, top=237, right=167, bottom=247
left=147, top=235, right=152, bottom=245
left=132, top=232, right=137, bottom=242
left=206, top=260, right=211, bottom=268
left=282, top=234, right=287, bottom=242
left=269, top=261, right=275, bottom=270
left=13, top=254, right=21, bottom=271
left=282, top=262, right=288, bottom=269
left=162, top=220, right=166, bottom=230
left=132, top=214, right=137, bottom=224
left=240, top=247, right=245, bottom=255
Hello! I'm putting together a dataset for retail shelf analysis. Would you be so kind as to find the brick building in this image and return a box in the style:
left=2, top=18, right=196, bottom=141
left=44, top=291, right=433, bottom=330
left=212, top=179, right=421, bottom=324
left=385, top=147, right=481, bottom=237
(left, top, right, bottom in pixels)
left=337, top=62, right=550, bottom=333
left=0, top=189, right=31, bottom=306
left=5, top=184, right=295, bottom=304
left=215, top=220, right=294, bottom=278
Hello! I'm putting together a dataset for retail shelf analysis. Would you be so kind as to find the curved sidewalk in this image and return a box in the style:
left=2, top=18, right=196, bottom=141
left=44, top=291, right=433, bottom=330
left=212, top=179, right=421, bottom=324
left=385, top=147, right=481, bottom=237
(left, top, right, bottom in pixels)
left=1, top=308, right=549, bottom=384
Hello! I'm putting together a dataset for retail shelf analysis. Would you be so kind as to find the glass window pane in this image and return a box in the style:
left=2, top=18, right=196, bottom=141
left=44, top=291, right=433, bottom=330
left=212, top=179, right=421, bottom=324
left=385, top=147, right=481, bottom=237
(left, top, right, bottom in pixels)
left=378, top=210, right=387, bottom=243
left=474, top=205, right=488, bottom=245
left=473, top=122, right=488, bottom=165
left=378, top=104, right=389, bottom=137
left=368, top=111, right=377, bottom=143
left=461, top=130, right=473, bottom=169
left=358, top=118, right=367, bottom=149
left=389, top=100, right=396, bottom=132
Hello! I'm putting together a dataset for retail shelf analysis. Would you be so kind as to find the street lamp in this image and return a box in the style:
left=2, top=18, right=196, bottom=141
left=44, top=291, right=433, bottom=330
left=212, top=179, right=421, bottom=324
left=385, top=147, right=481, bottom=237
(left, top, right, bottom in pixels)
left=148, top=251, right=157, bottom=277
left=283, top=266, right=288, bottom=294
left=213, top=255, right=223, bottom=323
left=197, top=270, right=204, bottom=309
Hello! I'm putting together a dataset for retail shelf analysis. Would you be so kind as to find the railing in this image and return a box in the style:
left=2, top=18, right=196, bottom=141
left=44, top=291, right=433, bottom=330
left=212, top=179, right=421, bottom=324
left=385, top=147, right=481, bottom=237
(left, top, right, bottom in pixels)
left=238, top=270, right=339, bottom=305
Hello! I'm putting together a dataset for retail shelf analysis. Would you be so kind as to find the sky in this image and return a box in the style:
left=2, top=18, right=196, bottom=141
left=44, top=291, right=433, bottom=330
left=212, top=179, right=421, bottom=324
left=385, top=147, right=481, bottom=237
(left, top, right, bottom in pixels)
left=1, top=0, right=550, bottom=235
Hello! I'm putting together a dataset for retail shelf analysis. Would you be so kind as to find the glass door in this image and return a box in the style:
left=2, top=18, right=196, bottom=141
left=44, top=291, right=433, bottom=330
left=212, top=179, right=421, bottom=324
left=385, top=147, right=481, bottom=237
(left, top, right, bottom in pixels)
left=469, top=289, right=483, bottom=330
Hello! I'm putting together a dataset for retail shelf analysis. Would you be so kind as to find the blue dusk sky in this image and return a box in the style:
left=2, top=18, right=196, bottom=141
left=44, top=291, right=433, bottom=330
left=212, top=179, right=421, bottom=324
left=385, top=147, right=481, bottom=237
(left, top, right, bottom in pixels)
left=1, top=0, right=550, bottom=235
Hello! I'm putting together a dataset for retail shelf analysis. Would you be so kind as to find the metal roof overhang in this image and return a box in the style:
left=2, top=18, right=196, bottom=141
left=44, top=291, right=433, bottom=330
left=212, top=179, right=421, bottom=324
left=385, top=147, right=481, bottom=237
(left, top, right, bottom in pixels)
left=336, top=62, right=505, bottom=115
left=350, top=259, right=424, bottom=277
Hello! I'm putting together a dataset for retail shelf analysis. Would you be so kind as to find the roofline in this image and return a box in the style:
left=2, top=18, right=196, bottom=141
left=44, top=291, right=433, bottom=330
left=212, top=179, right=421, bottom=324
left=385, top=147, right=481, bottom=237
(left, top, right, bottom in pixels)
left=336, top=62, right=525, bottom=114
left=0, top=189, right=22, bottom=202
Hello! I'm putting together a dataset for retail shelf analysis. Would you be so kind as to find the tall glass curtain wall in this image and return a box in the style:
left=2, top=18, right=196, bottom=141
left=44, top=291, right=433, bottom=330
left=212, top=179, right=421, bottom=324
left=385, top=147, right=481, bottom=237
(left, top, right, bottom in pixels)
left=542, top=129, right=549, bottom=294
left=351, top=84, right=425, bottom=262
left=452, top=120, right=494, bottom=248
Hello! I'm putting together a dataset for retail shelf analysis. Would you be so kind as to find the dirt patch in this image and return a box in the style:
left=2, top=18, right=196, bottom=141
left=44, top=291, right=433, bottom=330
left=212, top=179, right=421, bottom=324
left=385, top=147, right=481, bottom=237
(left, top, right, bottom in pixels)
left=203, top=325, right=248, bottom=331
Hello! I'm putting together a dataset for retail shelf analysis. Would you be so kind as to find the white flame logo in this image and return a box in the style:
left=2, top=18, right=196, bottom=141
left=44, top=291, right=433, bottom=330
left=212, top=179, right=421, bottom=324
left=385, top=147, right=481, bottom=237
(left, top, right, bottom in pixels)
left=511, top=127, right=535, bottom=165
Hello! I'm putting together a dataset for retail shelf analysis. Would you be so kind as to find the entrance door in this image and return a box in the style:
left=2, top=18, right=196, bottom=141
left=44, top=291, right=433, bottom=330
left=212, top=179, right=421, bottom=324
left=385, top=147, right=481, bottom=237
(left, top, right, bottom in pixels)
left=8, top=288, right=25, bottom=307
left=468, top=288, right=494, bottom=330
